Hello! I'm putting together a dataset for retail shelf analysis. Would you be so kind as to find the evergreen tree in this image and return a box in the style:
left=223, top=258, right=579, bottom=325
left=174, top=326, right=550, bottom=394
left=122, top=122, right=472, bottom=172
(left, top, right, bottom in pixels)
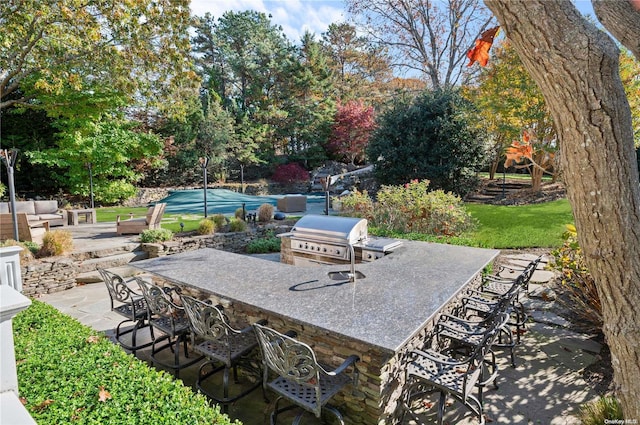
left=368, top=89, right=487, bottom=197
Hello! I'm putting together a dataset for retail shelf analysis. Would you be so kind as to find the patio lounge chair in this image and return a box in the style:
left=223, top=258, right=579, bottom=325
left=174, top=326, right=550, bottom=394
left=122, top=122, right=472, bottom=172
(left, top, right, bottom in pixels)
left=0, top=212, right=49, bottom=244
left=116, top=203, right=166, bottom=235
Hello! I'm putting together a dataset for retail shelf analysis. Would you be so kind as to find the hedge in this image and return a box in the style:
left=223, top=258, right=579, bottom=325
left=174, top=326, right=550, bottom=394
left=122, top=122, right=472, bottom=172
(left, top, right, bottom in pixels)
left=13, top=300, right=239, bottom=425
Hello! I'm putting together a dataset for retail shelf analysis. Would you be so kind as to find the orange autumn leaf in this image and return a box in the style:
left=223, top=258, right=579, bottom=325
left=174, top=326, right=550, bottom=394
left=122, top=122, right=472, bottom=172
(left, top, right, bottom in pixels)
left=98, top=386, right=112, bottom=402
left=505, top=131, right=534, bottom=167
left=467, top=26, right=500, bottom=67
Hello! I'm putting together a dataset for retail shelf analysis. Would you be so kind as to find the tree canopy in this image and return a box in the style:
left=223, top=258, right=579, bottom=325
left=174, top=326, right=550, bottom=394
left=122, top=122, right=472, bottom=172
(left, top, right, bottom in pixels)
left=0, top=0, right=198, bottom=119
left=346, top=0, right=494, bottom=89
left=470, top=41, right=556, bottom=189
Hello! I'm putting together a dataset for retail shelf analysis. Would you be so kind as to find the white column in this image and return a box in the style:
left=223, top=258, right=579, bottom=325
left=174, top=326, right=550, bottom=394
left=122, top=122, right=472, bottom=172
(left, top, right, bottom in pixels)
left=0, top=246, right=24, bottom=292
left=0, top=262, right=36, bottom=424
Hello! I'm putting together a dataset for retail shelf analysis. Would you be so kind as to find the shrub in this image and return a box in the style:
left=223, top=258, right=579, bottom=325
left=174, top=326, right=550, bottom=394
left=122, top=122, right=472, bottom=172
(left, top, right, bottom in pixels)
left=578, top=396, right=623, bottom=425
left=339, top=181, right=475, bottom=237
left=211, top=214, right=227, bottom=230
left=375, top=180, right=475, bottom=235
left=550, top=224, right=603, bottom=332
left=338, top=189, right=375, bottom=221
left=0, top=239, right=36, bottom=264
left=234, top=208, right=245, bottom=220
left=257, top=203, right=274, bottom=222
left=271, top=163, right=309, bottom=185
left=197, top=219, right=215, bottom=235
left=13, top=300, right=238, bottom=425
left=247, top=232, right=281, bottom=253
left=228, top=218, right=247, bottom=232
left=140, top=228, right=174, bottom=243
left=39, top=230, right=73, bottom=256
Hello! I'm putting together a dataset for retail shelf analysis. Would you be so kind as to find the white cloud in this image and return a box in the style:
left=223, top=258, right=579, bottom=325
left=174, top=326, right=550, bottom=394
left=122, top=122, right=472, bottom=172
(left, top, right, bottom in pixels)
left=189, top=0, right=346, bottom=42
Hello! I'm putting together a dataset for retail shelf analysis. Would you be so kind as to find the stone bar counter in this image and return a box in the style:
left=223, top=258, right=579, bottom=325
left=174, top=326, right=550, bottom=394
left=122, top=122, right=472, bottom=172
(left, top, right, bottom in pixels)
left=133, top=241, right=499, bottom=424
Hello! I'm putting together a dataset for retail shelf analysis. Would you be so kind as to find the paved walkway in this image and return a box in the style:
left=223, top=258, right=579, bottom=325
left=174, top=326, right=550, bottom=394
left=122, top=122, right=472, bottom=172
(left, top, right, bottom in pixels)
left=36, top=249, right=602, bottom=424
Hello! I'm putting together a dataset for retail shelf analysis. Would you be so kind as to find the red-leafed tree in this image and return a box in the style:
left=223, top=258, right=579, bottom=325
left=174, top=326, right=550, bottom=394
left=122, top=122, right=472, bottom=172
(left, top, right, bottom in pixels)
left=328, top=100, right=376, bottom=165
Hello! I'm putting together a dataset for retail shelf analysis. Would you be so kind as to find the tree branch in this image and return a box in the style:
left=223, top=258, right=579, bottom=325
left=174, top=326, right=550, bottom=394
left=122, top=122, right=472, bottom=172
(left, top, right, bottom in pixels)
left=592, top=0, right=640, bottom=60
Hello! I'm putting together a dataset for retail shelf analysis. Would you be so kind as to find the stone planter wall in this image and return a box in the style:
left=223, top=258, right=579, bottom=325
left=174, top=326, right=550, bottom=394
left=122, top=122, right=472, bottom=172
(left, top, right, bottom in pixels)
left=141, top=224, right=292, bottom=259
left=18, top=224, right=293, bottom=297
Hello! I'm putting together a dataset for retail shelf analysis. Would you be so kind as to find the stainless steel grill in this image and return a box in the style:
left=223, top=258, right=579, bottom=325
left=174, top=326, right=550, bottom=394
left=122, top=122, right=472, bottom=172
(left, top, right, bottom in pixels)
left=282, top=215, right=402, bottom=266
left=289, top=215, right=368, bottom=261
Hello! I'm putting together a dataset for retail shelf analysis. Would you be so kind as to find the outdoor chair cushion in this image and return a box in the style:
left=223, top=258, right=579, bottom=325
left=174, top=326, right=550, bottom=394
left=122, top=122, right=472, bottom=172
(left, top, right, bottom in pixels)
left=277, top=195, right=307, bottom=212
left=34, top=200, right=60, bottom=215
left=13, top=201, right=36, bottom=215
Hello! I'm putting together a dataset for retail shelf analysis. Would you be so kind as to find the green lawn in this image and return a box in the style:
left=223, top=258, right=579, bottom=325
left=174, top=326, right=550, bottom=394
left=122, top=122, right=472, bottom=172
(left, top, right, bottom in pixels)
left=465, top=199, right=573, bottom=249
left=96, top=207, right=206, bottom=232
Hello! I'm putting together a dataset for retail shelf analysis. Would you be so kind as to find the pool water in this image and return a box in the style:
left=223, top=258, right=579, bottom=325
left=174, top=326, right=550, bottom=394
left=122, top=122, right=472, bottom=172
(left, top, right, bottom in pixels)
left=158, top=189, right=325, bottom=215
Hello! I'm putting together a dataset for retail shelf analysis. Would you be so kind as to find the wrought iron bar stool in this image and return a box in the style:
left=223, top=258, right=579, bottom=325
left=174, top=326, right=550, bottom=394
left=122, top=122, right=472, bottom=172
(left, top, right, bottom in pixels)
left=253, top=323, right=359, bottom=425
left=403, top=322, right=503, bottom=425
left=437, top=303, right=515, bottom=368
left=462, top=273, right=529, bottom=344
left=135, top=278, right=204, bottom=377
left=480, top=256, right=542, bottom=299
left=180, top=295, right=265, bottom=413
left=99, top=269, right=153, bottom=354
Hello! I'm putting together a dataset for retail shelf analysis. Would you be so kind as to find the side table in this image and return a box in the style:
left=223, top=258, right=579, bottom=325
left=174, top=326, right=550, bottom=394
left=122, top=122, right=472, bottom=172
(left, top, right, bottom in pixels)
left=67, top=209, right=97, bottom=226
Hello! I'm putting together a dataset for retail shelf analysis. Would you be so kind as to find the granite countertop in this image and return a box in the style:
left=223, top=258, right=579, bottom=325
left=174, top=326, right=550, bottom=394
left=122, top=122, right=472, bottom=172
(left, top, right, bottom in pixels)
left=133, top=242, right=499, bottom=353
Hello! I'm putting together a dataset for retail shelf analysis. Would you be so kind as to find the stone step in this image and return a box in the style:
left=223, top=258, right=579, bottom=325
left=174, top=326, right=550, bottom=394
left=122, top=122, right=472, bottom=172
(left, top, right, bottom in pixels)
left=74, top=251, right=148, bottom=274
left=486, top=181, right=530, bottom=190
left=76, top=264, right=144, bottom=284
left=70, top=242, right=140, bottom=261
left=464, top=194, right=497, bottom=203
left=482, top=187, right=521, bottom=196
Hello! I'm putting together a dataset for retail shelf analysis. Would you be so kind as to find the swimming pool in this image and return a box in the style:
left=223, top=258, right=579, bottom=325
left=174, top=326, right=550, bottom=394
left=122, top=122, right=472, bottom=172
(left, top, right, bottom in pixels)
left=158, top=189, right=326, bottom=215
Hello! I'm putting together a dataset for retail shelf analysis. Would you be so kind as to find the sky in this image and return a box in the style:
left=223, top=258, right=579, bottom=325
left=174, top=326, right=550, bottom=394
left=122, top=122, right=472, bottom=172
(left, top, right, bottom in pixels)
left=189, top=0, right=347, bottom=42
left=189, top=0, right=597, bottom=43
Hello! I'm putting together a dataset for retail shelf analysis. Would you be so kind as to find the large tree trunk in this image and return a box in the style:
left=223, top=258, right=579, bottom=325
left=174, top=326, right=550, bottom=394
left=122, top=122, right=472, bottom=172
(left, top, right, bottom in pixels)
left=485, top=0, right=640, bottom=418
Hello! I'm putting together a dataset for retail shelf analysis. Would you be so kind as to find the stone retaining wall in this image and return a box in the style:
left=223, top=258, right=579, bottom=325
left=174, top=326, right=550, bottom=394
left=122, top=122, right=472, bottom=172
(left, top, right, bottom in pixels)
left=21, top=257, right=77, bottom=297
left=20, top=224, right=293, bottom=296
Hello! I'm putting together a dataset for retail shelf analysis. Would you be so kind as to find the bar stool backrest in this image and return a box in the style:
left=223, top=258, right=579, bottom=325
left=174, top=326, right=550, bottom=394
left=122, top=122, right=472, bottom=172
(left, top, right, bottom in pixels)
left=253, top=323, right=321, bottom=387
left=99, top=269, right=142, bottom=315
